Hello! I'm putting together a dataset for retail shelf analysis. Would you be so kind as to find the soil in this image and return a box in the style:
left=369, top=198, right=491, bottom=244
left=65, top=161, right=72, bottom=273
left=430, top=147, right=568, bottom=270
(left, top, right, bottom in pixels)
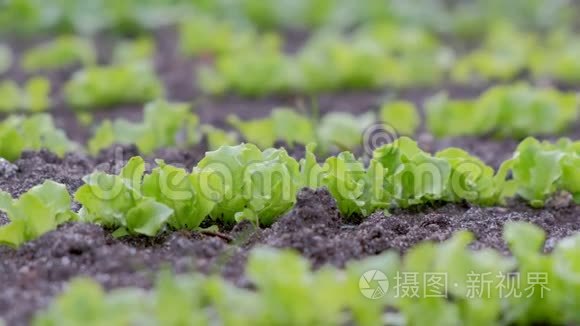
left=1, top=28, right=580, bottom=325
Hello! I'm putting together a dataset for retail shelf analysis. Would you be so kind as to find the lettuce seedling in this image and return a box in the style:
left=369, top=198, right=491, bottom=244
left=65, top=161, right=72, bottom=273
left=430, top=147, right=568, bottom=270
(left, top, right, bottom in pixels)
left=228, top=108, right=315, bottom=148
left=226, top=115, right=275, bottom=149
left=32, top=277, right=147, bottom=325
left=511, top=137, right=565, bottom=207
left=75, top=157, right=173, bottom=236
left=22, top=77, right=51, bottom=111
left=0, top=81, right=20, bottom=111
left=317, top=112, right=375, bottom=152
left=436, top=148, right=515, bottom=205
left=301, top=145, right=389, bottom=216
left=196, top=144, right=301, bottom=225
left=179, top=15, right=261, bottom=56
left=0, top=77, right=51, bottom=112
left=112, top=37, right=154, bottom=65
left=88, top=100, right=199, bottom=155
left=198, top=35, right=298, bottom=97
left=322, top=152, right=369, bottom=216
left=143, top=160, right=216, bottom=230
left=485, top=84, right=578, bottom=138
left=22, top=35, right=95, bottom=71
left=427, top=85, right=578, bottom=139
left=380, top=100, right=420, bottom=136
left=247, top=247, right=349, bottom=325
left=0, top=181, right=75, bottom=247
left=560, top=154, right=580, bottom=204
left=425, top=93, right=494, bottom=138
left=374, top=137, right=450, bottom=207
left=298, top=35, right=387, bottom=91
left=201, top=125, right=238, bottom=151
left=0, top=114, right=76, bottom=161
left=64, top=63, right=164, bottom=110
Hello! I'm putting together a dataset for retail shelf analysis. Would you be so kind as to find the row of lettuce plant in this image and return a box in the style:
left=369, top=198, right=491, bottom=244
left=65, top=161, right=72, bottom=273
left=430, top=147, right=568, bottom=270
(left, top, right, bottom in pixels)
left=0, top=36, right=158, bottom=111
left=2, top=136, right=579, bottom=246
left=452, top=26, right=580, bottom=84
left=87, top=101, right=411, bottom=156
left=0, top=0, right=572, bottom=38
left=4, top=21, right=580, bottom=109
left=184, top=19, right=580, bottom=96
left=14, top=36, right=153, bottom=72
left=194, top=23, right=451, bottom=96
left=426, top=83, right=578, bottom=138
left=3, top=26, right=580, bottom=109
left=227, top=83, right=577, bottom=147
left=33, top=222, right=580, bottom=325
left=0, top=85, right=577, bottom=164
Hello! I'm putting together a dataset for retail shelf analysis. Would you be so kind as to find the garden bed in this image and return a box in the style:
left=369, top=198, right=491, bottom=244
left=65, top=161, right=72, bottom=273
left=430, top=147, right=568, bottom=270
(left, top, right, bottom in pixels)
left=2, top=2, right=580, bottom=325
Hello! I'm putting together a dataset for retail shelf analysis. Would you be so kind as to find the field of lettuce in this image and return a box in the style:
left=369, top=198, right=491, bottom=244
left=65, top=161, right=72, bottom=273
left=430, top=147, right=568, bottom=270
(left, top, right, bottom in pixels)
left=2, top=0, right=580, bottom=325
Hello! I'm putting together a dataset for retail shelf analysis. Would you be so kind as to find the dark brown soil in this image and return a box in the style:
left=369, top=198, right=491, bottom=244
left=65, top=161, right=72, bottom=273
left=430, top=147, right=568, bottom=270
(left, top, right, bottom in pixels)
left=1, top=187, right=580, bottom=325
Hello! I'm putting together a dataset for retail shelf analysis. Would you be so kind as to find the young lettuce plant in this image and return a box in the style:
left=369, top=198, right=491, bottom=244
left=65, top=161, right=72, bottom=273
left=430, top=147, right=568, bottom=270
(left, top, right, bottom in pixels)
left=64, top=63, right=164, bottom=110
left=559, top=142, right=580, bottom=203
left=510, top=137, right=566, bottom=207
left=322, top=152, right=389, bottom=216
left=196, top=144, right=301, bottom=226
left=22, top=35, right=95, bottom=71
left=0, top=77, right=51, bottom=112
left=300, top=144, right=389, bottom=217
left=179, top=15, right=262, bottom=57
left=425, top=93, right=495, bottom=138
left=142, top=160, right=216, bottom=230
left=0, top=80, right=20, bottom=111
left=0, top=181, right=75, bottom=247
left=298, top=34, right=386, bottom=91
left=317, top=112, right=375, bottom=152
left=197, top=36, right=298, bottom=97
left=379, top=100, right=420, bottom=136
left=112, top=37, right=154, bottom=65
left=22, top=77, right=52, bottom=111
left=75, top=157, right=173, bottom=237
left=201, top=125, right=238, bottom=151
left=426, top=84, right=578, bottom=139
left=373, top=137, right=450, bottom=208
left=0, top=114, right=76, bottom=161
left=435, top=148, right=515, bottom=205
left=511, top=137, right=580, bottom=207
left=481, top=84, right=578, bottom=138
left=227, top=108, right=315, bottom=148
left=88, top=100, right=200, bottom=155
